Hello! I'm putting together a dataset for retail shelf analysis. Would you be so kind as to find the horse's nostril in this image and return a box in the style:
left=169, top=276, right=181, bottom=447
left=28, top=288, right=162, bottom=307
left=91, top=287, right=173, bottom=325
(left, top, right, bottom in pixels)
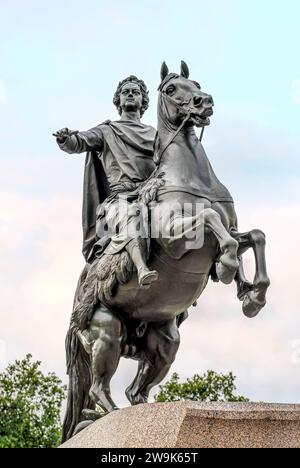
left=194, top=96, right=202, bottom=107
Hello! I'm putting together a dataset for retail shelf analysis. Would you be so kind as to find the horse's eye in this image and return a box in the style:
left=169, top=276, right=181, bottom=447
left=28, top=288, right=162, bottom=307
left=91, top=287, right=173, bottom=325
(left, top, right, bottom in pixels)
left=166, top=85, right=175, bottom=95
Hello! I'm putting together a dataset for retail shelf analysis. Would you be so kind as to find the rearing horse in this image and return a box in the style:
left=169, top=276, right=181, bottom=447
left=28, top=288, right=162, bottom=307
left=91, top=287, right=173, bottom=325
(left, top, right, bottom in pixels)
left=62, top=61, right=270, bottom=441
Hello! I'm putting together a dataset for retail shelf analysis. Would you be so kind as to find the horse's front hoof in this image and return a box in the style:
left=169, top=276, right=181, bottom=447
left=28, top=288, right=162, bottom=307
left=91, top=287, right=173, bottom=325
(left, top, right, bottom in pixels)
left=237, top=280, right=253, bottom=301
left=242, top=290, right=266, bottom=318
left=73, top=420, right=94, bottom=436
left=82, top=409, right=104, bottom=421
left=216, top=261, right=238, bottom=285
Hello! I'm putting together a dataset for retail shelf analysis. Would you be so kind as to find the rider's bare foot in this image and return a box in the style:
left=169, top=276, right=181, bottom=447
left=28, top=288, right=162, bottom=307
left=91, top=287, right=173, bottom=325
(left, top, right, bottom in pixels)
left=138, top=267, right=159, bottom=289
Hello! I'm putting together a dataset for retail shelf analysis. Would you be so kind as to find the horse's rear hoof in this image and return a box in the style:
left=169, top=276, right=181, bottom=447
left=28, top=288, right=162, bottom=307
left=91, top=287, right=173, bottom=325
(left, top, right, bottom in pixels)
left=242, top=291, right=266, bottom=318
left=89, top=386, right=119, bottom=413
left=73, top=420, right=94, bottom=436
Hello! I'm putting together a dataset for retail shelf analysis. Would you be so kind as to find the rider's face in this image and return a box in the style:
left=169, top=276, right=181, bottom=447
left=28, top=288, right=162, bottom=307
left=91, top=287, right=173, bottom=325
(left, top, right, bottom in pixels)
left=119, top=83, right=143, bottom=115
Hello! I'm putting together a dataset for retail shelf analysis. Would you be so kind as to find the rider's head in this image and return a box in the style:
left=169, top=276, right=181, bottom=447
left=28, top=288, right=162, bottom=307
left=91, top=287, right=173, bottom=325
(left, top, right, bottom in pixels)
left=113, top=76, right=149, bottom=117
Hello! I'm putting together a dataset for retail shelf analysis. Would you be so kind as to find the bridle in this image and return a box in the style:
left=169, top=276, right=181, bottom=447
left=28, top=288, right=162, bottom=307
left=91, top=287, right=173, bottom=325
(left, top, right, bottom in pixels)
left=156, top=90, right=205, bottom=164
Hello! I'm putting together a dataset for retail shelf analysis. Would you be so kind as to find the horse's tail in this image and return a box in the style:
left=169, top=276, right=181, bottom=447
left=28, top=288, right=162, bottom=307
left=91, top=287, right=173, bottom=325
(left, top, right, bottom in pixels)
left=61, top=324, right=95, bottom=443
left=61, top=265, right=95, bottom=443
left=62, top=253, right=133, bottom=442
left=73, top=252, right=133, bottom=331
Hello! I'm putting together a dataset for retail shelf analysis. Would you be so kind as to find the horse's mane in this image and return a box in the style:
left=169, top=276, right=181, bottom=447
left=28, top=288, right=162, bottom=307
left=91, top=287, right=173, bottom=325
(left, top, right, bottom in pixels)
left=157, top=73, right=179, bottom=92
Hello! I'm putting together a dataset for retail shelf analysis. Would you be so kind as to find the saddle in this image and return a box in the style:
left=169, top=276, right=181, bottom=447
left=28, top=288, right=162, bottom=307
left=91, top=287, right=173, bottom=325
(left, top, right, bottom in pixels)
left=87, top=174, right=166, bottom=263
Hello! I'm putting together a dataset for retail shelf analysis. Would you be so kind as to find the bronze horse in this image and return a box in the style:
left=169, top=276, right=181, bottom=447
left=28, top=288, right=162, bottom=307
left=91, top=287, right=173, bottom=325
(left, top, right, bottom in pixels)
left=62, top=62, right=270, bottom=440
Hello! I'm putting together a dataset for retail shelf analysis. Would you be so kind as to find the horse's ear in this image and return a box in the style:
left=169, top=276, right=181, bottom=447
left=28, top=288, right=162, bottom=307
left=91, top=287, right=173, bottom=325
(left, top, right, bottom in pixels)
left=160, top=62, right=169, bottom=81
left=180, top=60, right=190, bottom=79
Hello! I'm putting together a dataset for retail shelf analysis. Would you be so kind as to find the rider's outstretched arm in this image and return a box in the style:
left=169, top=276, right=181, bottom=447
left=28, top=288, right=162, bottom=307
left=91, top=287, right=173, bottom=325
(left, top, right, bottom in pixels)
left=55, top=125, right=104, bottom=154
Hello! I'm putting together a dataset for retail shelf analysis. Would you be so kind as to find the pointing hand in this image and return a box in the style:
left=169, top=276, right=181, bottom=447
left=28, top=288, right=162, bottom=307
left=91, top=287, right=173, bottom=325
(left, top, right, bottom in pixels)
left=53, top=128, right=79, bottom=143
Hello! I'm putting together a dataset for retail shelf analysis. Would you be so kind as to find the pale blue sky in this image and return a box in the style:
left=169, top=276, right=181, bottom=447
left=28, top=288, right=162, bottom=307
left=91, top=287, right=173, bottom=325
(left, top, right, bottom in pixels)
left=1, top=1, right=300, bottom=405
left=0, top=0, right=299, bottom=201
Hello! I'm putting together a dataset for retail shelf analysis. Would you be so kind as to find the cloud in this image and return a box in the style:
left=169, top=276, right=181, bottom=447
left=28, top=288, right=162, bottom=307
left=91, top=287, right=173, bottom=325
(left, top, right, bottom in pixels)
left=1, top=0, right=300, bottom=413
left=1, top=102, right=300, bottom=407
left=206, top=116, right=300, bottom=171
left=1, top=186, right=300, bottom=406
left=171, top=201, right=300, bottom=403
left=0, top=191, right=83, bottom=372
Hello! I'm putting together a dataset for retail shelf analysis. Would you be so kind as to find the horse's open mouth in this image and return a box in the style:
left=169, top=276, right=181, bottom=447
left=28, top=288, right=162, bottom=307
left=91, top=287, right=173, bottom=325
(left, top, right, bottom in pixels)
left=190, top=110, right=213, bottom=127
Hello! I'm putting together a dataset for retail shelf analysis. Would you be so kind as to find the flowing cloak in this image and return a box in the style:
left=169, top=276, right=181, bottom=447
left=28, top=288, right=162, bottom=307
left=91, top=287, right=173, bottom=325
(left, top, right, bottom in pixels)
left=82, top=149, right=110, bottom=262
left=79, top=121, right=156, bottom=261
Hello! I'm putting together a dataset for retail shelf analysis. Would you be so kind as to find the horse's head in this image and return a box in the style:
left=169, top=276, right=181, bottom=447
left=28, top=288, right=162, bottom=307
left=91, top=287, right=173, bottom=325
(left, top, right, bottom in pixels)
left=158, top=61, right=214, bottom=128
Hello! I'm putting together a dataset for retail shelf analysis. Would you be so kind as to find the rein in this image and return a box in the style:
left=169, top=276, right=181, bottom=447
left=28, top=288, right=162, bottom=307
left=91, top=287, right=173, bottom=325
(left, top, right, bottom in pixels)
left=155, top=91, right=205, bottom=165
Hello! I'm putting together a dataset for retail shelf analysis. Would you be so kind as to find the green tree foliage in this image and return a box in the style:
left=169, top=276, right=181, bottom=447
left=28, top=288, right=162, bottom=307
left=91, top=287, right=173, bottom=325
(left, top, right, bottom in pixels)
left=154, top=371, right=248, bottom=403
left=0, top=354, right=67, bottom=448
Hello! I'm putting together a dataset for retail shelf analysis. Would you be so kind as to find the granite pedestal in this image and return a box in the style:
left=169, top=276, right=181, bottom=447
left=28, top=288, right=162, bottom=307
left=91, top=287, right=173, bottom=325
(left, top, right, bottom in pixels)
left=60, top=402, right=300, bottom=449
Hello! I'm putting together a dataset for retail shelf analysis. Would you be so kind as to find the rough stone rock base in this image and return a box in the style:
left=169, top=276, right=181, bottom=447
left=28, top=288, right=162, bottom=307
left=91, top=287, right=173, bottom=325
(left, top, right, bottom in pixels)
left=60, top=402, right=300, bottom=449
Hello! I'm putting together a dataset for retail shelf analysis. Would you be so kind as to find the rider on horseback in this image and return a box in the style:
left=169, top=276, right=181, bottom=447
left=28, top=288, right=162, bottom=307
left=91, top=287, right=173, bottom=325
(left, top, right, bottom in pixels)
left=57, top=62, right=270, bottom=443
left=55, top=76, right=159, bottom=289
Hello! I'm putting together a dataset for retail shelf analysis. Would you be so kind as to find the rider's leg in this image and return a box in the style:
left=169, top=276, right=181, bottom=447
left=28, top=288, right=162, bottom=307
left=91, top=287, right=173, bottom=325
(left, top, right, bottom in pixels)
left=88, top=304, right=124, bottom=412
left=125, top=318, right=180, bottom=405
left=105, top=197, right=158, bottom=289
left=126, top=238, right=158, bottom=289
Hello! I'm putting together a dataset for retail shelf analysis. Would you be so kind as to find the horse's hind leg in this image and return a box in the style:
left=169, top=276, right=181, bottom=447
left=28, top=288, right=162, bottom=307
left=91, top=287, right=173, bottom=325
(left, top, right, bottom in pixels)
left=232, top=229, right=270, bottom=318
left=88, top=304, right=125, bottom=412
left=125, top=318, right=180, bottom=405
left=125, top=360, right=148, bottom=405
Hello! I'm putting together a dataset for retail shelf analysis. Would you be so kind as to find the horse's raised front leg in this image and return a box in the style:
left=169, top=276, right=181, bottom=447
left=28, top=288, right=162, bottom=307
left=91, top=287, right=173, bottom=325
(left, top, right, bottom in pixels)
left=232, top=229, right=270, bottom=318
left=86, top=304, right=125, bottom=413
left=125, top=318, right=180, bottom=405
left=235, top=256, right=253, bottom=301
left=163, top=207, right=239, bottom=284
left=203, top=209, right=239, bottom=284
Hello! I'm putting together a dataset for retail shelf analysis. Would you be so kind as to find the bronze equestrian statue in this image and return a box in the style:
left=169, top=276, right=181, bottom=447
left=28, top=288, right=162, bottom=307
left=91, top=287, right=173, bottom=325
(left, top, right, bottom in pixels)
left=54, top=62, right=270, bottom=441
